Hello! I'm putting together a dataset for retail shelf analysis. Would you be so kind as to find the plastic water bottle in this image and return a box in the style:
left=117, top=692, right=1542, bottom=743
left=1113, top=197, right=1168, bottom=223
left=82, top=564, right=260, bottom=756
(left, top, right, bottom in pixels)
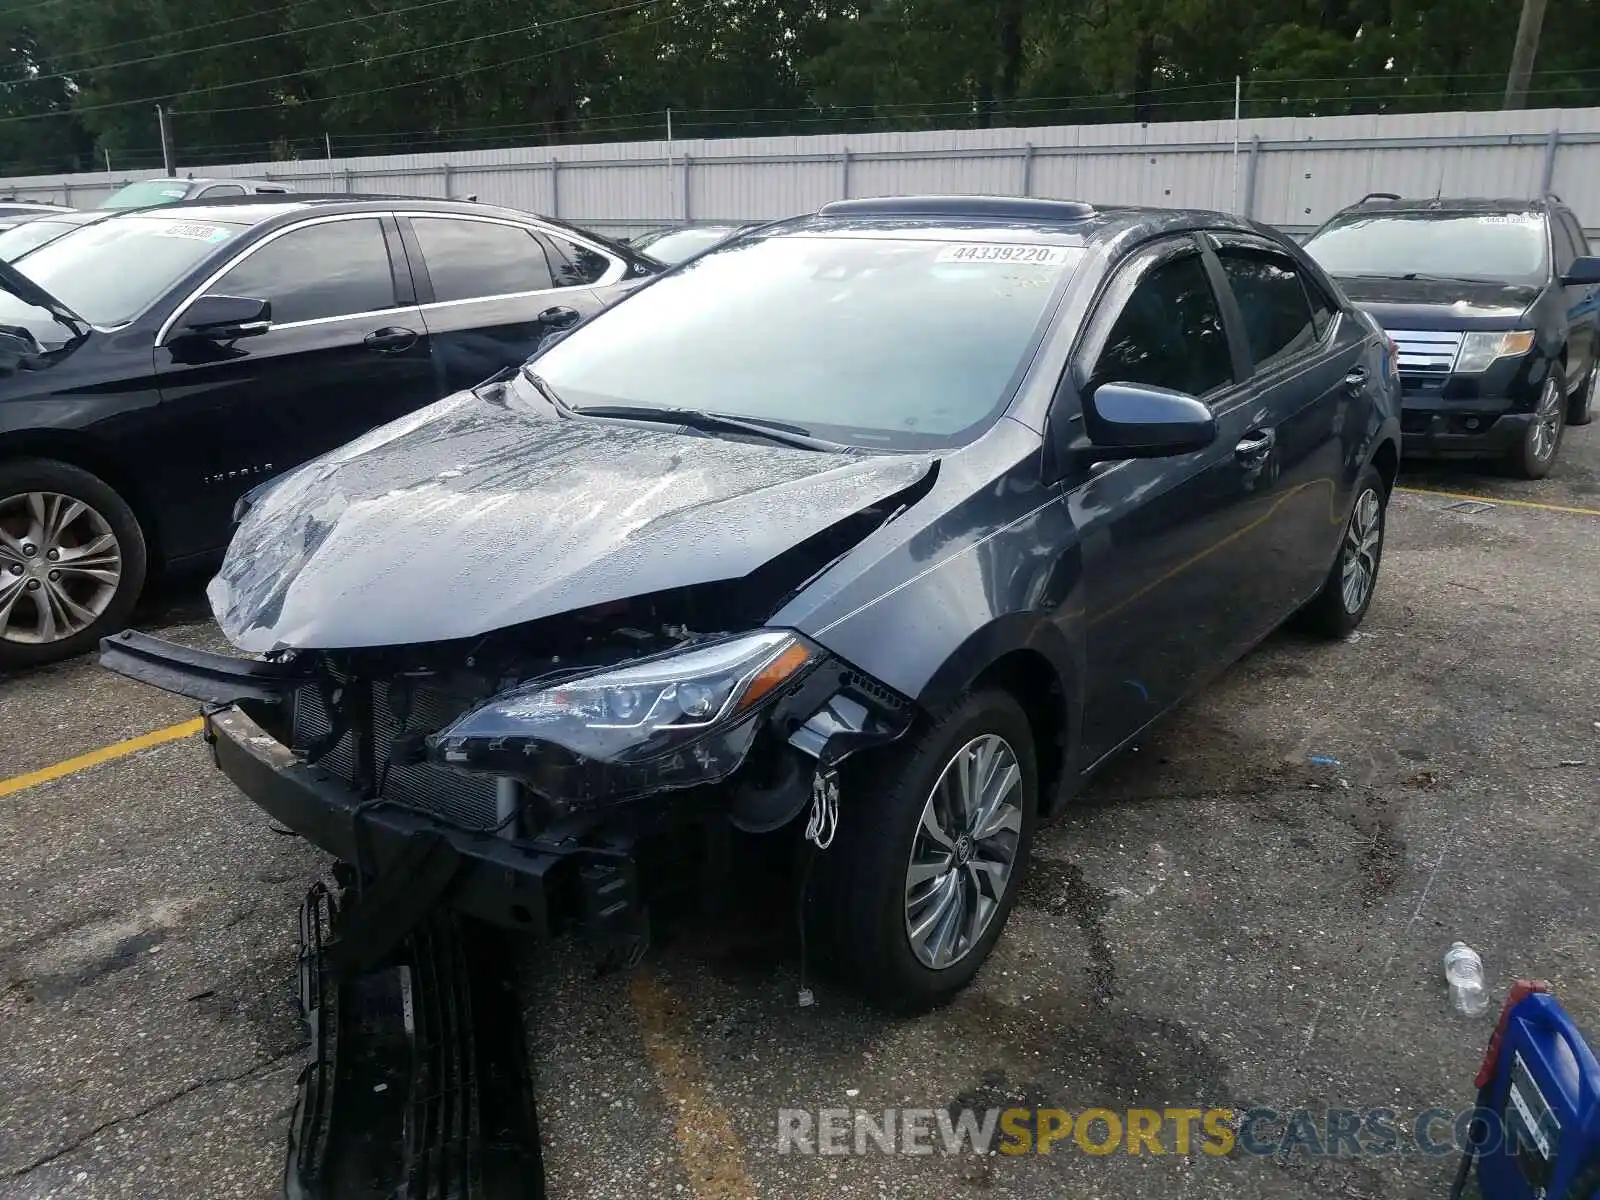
left=1444, top=942, right=1489, bottom=1016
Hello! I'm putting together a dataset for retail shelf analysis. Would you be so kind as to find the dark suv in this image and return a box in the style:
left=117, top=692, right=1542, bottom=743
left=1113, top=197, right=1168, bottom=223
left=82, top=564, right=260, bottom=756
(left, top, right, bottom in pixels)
left=107, top=196, right=1401, bottom=1013
left=1303, top=194, right=1600, bottom=478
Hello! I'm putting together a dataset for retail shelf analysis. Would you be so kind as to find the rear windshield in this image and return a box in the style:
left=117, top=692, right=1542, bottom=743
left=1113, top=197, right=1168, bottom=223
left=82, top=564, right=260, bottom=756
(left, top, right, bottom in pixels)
left=1304, top=211, right=1549, bottom=284
left=99, top=180, right=194, bottom=209
left=635, top=227, right=740, bottom=264
left=0, top=218, right=83, bottom=262
left=16, top=214, right=249, bottom=325
left=526, top=232, right=1083, bottom=450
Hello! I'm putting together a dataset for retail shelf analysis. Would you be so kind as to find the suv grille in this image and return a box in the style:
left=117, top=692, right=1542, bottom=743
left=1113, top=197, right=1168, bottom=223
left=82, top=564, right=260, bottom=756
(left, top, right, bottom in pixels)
left=1387, top=329, right=1462, bottom=393
left=290, top=674, right=499, bottom=829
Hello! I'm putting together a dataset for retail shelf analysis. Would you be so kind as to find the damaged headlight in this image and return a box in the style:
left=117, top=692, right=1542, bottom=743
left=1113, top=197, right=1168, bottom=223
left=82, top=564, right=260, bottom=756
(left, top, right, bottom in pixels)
left=429, top=631, right=817, bottom=796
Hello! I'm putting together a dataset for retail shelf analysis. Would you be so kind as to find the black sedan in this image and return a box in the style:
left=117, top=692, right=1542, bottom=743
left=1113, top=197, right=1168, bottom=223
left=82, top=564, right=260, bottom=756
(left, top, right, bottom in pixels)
left=0, top=196, right=658, bottom=669
left=106, top=196, right=1401, bottom=1011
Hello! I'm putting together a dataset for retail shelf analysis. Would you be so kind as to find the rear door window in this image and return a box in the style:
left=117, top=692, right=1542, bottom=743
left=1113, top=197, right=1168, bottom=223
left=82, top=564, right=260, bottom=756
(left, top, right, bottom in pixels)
left=206, top=218, right=397, bottom=324
left=1087, top=250, right=1234, bottom=399
left=541, top=233, right=615, bottom=287
left=1216, top=248, right=1319, bottom=370
left=411, top=217, right=555, bottom=301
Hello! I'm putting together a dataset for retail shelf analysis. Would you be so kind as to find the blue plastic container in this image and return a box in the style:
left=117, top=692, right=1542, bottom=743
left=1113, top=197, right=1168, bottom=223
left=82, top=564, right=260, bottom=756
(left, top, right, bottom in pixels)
left=1476, top=990, right=1600, bottom=1200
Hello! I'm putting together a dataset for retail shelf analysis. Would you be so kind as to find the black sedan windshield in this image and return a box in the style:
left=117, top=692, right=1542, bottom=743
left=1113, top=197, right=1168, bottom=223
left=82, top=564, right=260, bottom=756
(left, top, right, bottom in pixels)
left=14, top=213, right=249, bottom=325
left=527, top=232, right=1083, bottom=450
left=1304, top=211, right=1549, bottom=284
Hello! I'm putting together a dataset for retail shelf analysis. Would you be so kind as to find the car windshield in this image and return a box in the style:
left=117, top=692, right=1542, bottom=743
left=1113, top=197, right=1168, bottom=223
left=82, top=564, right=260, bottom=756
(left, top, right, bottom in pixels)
left=13, top=214, right=249, bottom=325
left=1304, top=211, right=1549, bottom=284
left=0, top=217, right=83, bottom=261
left=99, top=180, right=193, bottom=209
left=635, top=226, right=740, bottom=264
left=524, top=232, right=1083, bottom=450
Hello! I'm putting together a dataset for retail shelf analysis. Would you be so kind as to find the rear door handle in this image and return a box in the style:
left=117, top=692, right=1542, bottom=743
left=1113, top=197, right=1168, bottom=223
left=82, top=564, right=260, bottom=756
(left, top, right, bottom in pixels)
left=1344, top=366, right=1369, bottom=386
left=364, top=326, right=418, bottom=353
left=1235, top=428, right=1276, bottom=458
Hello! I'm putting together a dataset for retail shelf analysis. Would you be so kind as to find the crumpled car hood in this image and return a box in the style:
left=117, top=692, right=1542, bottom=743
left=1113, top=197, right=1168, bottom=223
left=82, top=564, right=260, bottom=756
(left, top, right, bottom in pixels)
left=209, top=386, right=933, bottom=652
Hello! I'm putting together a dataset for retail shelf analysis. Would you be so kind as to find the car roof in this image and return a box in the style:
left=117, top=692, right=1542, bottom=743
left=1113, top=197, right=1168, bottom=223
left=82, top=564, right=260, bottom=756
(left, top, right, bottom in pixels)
left=1332, top=195, right=1554, bottom=218
left=776, top=195, right=1269, bottom=250
left=80, top=193, right=655, bottom=265
left=96, top=194, right=546, bottom=226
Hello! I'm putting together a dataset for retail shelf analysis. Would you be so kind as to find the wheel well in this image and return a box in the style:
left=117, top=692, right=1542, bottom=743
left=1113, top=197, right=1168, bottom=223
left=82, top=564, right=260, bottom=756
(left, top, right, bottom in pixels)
left=1372, top=438, right=1399, bottom=496
left=972, top=650, right=1069, bottom=815
left=0, top=431, right=162, bottom=562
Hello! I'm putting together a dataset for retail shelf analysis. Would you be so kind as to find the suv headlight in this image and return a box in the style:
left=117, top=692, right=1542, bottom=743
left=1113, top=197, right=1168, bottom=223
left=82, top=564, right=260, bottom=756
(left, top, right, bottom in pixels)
left=430, top=630, right=816, bottom=780
left=1456, top=330, right=1535, bottom=373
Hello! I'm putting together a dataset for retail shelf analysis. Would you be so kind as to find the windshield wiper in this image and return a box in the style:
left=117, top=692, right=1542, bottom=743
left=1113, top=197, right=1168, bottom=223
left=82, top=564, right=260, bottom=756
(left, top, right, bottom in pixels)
left=1399, top=271, right=1498, bottom=283
left=518, top=365, right=578, bottom=415
left=0, top=257, right=86, bottom=340
left=568, top=404, right=848, bottom=453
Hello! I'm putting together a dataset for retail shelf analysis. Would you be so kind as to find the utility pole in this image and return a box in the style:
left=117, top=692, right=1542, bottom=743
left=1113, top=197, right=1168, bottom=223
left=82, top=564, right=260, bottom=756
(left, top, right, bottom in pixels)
left=155, top=104, right=176, bottom=176
left=1504, top=0, right=1548, bottom=109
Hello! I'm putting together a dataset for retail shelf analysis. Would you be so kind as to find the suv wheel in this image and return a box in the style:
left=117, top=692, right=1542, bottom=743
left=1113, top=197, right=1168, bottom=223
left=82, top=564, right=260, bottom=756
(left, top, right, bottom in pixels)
left=1509, top=375, right=1565, bottom=479
left=1568, top=357, right=1597, bottom=426
left=807, top=688, right=1038, bottom=1012
left=1298, top=464, right=1388, bottom=639
left=0, top=459, right=147, bottom=672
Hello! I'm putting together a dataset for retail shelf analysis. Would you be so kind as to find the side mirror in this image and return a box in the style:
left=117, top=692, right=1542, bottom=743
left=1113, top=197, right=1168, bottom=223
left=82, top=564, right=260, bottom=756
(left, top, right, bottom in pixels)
left=1080, top=382, right=1217, bottom=461
left=173, top=294, right=271, bottom=341
left=1561, top=256, right=1600, bottom=286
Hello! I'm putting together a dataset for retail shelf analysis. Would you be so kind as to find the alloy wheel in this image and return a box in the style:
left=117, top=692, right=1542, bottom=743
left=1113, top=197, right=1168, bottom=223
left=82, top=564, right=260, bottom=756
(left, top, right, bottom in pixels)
left=1340, top=487, right=1382, bottom=615
left=0, top=491, right=123, bottom=645
left=1529, top=376, right=1563, bottom=463
left=904, top=733, right=1024, bottom=970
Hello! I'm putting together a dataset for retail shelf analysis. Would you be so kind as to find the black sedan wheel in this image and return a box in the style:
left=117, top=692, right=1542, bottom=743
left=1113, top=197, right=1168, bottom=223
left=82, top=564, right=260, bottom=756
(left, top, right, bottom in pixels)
left=1568, top=357, right=1596, bottom=426
left=808, top=688, right=1037, bottom=1012
left=1298, top=463, right=1388, bottom=639
left=0, top=459, right=146, bottom=671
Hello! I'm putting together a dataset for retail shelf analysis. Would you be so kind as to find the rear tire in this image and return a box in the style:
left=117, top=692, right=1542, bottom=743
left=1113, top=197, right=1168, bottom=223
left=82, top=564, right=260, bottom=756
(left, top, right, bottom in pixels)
left=1508, top=374, right=1565, bottom=479
left=807, top=688, right=1038, bottom=1013
left=0, top=458, right=146, bottom=672
left=1298, top=464, right=1387, bottom=639
left=1568, top=357, right=1596, bottom=426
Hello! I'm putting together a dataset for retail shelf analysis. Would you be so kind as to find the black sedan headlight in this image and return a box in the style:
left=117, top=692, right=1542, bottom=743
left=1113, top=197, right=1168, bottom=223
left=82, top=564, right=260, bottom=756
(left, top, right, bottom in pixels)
left=427, top=631, right=818, bottom=803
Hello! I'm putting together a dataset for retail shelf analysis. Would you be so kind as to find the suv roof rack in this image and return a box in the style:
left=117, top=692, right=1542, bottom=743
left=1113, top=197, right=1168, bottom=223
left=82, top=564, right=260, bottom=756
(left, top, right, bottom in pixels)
left=818, top=195, right=1096, bottom=222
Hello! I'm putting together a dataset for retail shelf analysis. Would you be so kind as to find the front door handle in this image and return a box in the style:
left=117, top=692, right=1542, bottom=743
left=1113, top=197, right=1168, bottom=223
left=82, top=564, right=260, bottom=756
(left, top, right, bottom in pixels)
left=1235, top=428, right=1276, bottom=459
left=364, top=326, right=418, bottom=353
left=1344, top=365, right=1369, bottom=386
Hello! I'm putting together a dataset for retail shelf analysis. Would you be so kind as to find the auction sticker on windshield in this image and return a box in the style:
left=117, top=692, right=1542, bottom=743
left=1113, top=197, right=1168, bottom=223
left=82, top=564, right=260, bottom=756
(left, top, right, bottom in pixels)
left=156, top=222, right=234, bottom=243
left=936, top=243, right=1075, bottom=266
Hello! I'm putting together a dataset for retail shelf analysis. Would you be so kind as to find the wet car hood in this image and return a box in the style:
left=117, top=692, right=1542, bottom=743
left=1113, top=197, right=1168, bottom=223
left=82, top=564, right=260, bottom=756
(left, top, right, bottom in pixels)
left=209, top=386, right=935, bottom=652
left=1334, top=275, right=1541, bottom=331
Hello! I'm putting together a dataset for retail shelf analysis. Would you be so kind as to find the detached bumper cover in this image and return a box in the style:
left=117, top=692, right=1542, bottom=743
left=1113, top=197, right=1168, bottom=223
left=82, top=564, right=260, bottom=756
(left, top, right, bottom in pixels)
left=206, top=707, right=564, bottom=935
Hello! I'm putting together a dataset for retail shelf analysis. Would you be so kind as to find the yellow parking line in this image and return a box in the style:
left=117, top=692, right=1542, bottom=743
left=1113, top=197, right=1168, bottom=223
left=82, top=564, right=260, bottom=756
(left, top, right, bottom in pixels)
left=0, top=718, right=204, bottom=799
left=1397, top=486, right=1600, bottom=518
left=629, top=971, right=758, bottom=1200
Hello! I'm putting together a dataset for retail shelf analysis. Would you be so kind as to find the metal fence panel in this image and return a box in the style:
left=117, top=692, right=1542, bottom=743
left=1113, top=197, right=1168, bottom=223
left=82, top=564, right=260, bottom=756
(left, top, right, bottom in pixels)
left=5, top=105, right=1600, bottom=236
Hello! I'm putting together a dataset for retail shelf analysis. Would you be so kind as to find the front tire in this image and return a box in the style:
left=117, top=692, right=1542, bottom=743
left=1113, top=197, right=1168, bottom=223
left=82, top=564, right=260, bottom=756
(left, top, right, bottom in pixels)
left=1298, top=464, right=1387, bottom=639
left=0, top=458, right=147, bottom=672
left=808, top=688, right=1038, bottom=1012
left=1508, top=374, right=1565, bottom=478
